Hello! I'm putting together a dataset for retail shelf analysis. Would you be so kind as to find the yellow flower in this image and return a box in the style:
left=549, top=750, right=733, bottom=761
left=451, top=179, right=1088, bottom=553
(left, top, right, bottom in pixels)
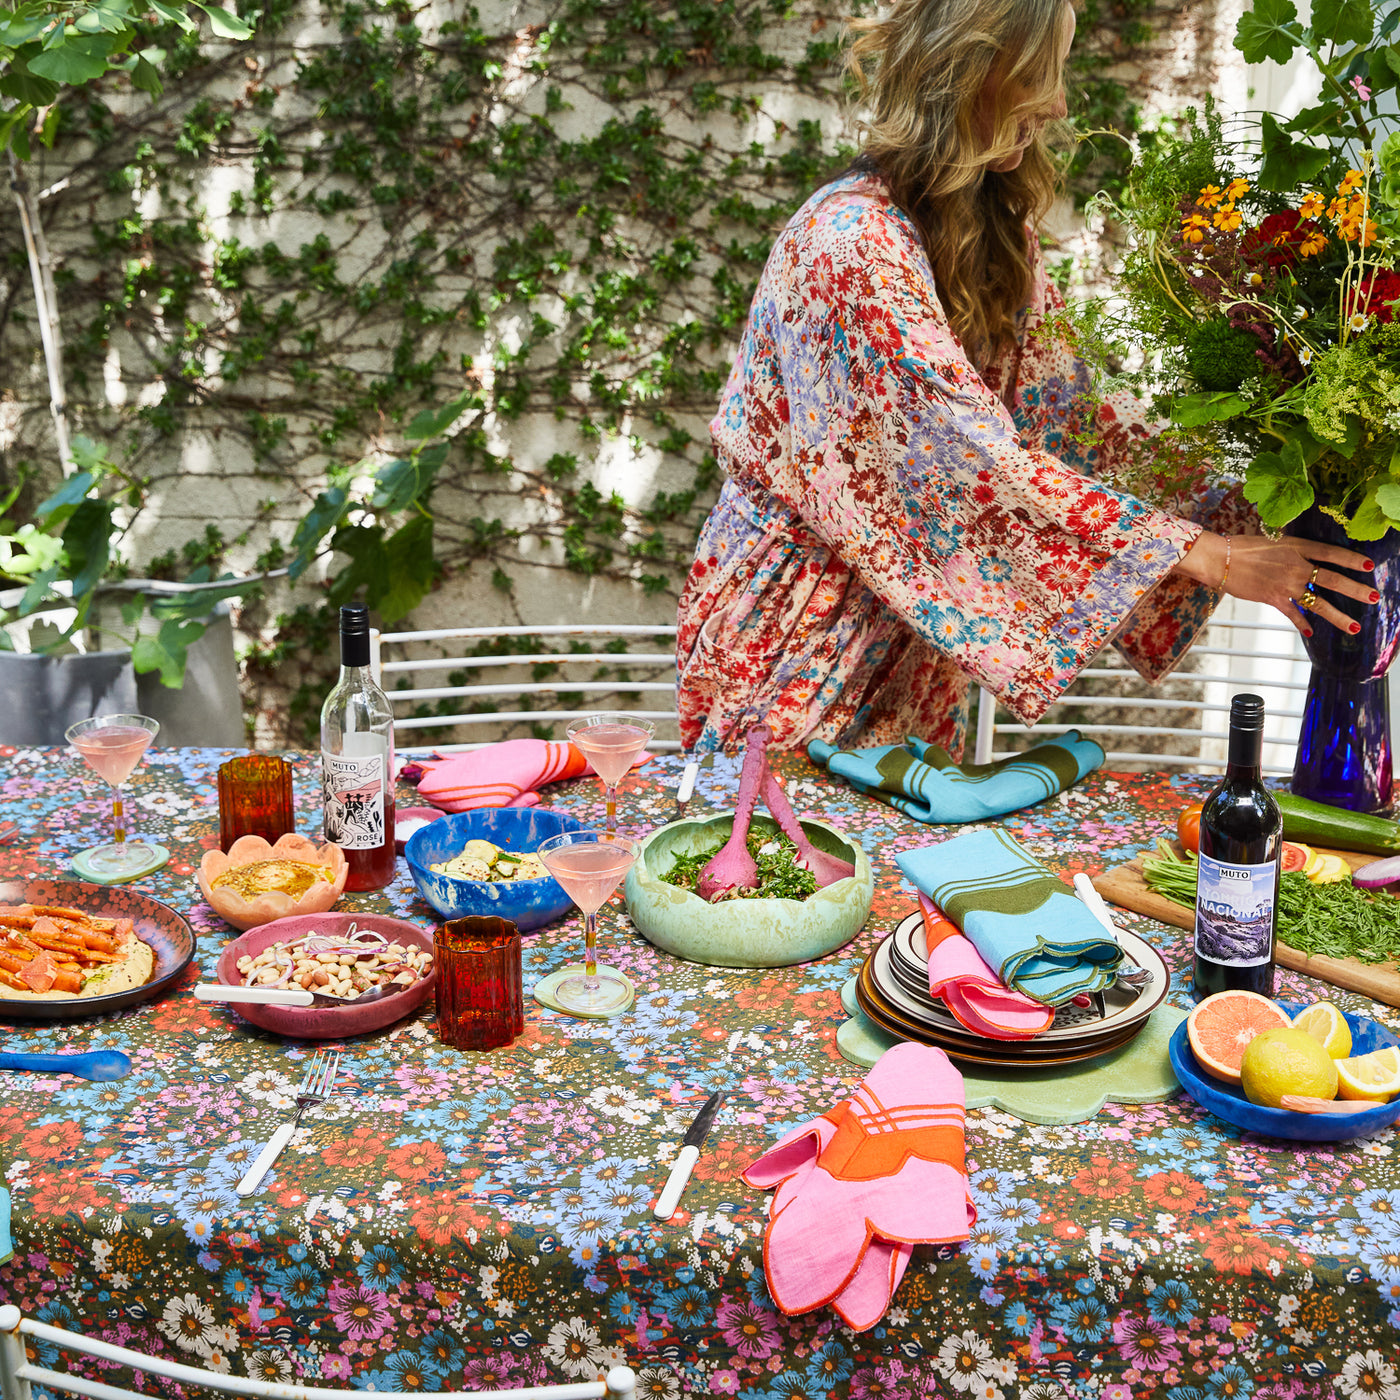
left=1350, top=311, right=1370, bottom=333
left=1247, top=272, right=1264, bottom=286
left=1299, top=344, right=1313, bottom=366
left=1299, top=191, right=1324, bottom=219
left=1299, top=231, right=1327, bottom=257
left=1213, top=207, right=1243, bottom=232
left=1180, top=214, right=1210, bottom=244
left=1197, top=184, right=1224, bottom=210
left=1339, top=168, right=1364, bottom=195
left=1225, top=177, right=1250, bottom=201
left=1297, top=307, right=1310, bottom=321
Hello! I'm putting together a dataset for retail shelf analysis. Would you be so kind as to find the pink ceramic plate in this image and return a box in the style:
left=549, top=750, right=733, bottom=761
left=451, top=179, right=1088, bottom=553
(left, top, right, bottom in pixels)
left=395, top=807, right=445, bottom=853
left=215, top=912, right=435, bottom=1040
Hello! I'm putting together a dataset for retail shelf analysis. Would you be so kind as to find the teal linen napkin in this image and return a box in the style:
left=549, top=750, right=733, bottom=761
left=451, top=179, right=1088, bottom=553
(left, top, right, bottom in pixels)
left=0, top=1185, right=11, bottom=1265
left=808, top=732, right=1103, bottom=824
left=893, top=828, right=1122, bottom=1006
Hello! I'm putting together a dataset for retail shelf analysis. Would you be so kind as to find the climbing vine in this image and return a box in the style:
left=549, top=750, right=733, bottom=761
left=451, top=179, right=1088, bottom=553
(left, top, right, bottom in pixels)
left=1, top=0, right=1168, bottom=740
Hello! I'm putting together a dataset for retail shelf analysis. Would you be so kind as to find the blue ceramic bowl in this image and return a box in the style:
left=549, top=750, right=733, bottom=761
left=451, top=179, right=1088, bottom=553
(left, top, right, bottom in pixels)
left=404, top=808, right=594, bottom=932
left=1169, top=1001, right=1400, bottom=1143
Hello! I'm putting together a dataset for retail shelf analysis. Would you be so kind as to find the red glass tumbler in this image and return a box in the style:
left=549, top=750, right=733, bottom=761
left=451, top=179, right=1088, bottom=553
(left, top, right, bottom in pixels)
left=435, top=917, right=524, bottom=1051
left=217, top=755, right=295, bottom=852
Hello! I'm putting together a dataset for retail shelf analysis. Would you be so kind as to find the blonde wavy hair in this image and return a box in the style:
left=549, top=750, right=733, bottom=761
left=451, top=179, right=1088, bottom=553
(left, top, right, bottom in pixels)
left=845, top=0, right=1071, bottom=369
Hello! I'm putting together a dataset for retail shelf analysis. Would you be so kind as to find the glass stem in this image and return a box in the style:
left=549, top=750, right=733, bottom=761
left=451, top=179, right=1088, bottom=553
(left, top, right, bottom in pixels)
left=605, top=785, right=617, bottom=835
left=111, top=785, right=126, bottom=846
left=583, top=910, right=598, bottom=986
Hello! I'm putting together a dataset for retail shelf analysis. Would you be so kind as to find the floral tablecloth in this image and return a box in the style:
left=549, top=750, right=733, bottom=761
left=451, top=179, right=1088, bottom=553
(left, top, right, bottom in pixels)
left=1, top=746, right=1399, bottom=1400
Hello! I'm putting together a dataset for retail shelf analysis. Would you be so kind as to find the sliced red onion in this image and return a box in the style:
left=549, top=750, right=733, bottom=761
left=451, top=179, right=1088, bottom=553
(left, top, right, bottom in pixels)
left=1351, top=856, right=1400, bottom=889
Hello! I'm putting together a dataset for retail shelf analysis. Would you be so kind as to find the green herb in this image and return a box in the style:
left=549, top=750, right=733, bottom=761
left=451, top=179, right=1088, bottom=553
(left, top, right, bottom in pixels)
left=662, top=830, right=818, bottom=902
left=1142, top=839, right=1400, bottom=966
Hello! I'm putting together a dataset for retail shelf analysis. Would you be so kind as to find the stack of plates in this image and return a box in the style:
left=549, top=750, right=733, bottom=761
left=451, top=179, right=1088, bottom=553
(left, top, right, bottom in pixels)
left=856, top=910, right=1171, bottom=1068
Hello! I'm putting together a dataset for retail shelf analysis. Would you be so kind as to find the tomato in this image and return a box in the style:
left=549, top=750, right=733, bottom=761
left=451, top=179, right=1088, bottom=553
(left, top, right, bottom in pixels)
left=1177, top=802, right=1204, bottom=854
left=1281, top=841, right=1312, bottom=873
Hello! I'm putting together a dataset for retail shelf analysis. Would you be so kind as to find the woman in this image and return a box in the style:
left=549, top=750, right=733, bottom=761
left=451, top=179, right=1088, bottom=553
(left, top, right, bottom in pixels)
left=674, top=0, right=1376, bottom=754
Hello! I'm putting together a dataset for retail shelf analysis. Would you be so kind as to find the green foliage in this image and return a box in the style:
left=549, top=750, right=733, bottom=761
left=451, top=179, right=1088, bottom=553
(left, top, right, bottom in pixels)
left=1185, top=320, right=1265, bottom=392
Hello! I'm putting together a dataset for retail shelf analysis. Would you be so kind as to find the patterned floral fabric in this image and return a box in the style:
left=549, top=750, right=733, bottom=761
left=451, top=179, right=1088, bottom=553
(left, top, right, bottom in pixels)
left=677, top=172, right=1256, bottom=754
left=2, top=747, right=1398, bottom=1400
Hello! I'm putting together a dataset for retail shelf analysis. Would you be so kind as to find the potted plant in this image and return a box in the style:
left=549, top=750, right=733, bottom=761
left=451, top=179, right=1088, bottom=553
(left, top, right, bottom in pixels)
left=1, top=0, right=257, bottom=742
left=1074, top=0, right=1400, bottom=811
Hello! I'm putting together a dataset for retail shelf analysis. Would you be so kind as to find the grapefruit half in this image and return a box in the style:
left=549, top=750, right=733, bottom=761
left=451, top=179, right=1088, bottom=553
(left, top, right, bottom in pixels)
left=1187, top=990, right=1292, bottom=1086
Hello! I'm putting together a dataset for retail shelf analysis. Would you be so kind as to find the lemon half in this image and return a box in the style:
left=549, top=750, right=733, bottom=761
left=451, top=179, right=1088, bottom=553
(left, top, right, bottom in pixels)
left=1290, top=1001, right=1352, bottom=1059
left=1335, top=1046, right=1400, bottom=1103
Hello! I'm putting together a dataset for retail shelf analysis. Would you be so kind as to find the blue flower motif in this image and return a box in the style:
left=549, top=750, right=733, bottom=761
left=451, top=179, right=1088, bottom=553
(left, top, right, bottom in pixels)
left=1206, top=1364, right=1253, bottom=1397
left=914, top=602, right=971, bottom=648
left=804, top=1340, right=854, bottom=1389
left=1049, top=1292, right=1110, bottom=1343
left=266, top=1260, right=326, bottom=1309
left=657, top=1282, right=715, bottom=1330
left=722, top=396, right=744, bottom=431
left=356, top=1244, right=404, bottom=1293
left=607, top=1290, right=640, bottom=1327
left=1003, top=1298, right=1036, bottom=1336
left=761, top=1369, right=824, bottom=1400
left=1358, top=1237, right=1400, bottom=1284
left=830, top=204, right=863, bottom=231
left=418, top=1329, right=464, bottom=1385
left=1146, top=1278, right=1197, bottom=1326
left=220, top=1269, right=253, bottom=1303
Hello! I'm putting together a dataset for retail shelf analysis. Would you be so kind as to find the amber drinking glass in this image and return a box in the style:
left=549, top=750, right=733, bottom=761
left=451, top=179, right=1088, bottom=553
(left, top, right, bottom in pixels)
left=217, top=755, right=296, bottom=852
left=434, top=916, right=524, bottom=1051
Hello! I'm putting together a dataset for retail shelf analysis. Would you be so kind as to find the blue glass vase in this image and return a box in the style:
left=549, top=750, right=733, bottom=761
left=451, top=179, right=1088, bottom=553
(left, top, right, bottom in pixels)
left=1284, top=507, right=1400, bottom=813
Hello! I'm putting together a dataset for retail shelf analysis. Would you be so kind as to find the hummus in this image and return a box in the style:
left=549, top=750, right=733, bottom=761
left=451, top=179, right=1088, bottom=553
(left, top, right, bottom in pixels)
left=0, top=908, right=157, bottom=1001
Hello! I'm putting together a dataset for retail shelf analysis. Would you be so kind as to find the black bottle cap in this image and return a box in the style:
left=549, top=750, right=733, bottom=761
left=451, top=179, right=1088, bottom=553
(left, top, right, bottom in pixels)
left=1230, top=694, right=1266, bottom=730
left=339, top=604, right=371, bottom=668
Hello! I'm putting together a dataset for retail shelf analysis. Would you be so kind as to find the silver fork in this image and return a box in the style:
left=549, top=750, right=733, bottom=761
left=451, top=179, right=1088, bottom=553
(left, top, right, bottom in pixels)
left=236, top=1050, right=340, bottom=1196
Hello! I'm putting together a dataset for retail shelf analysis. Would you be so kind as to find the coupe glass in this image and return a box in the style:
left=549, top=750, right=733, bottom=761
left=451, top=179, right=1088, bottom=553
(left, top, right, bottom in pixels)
left=64, top=714, right=161, bottom=876
left=566, top=714, right=654, bottom=834
left=536, top=829, right=638, bottom=1016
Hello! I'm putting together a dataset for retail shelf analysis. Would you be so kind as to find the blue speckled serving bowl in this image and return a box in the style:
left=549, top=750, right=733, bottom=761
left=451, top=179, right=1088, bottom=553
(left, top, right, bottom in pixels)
left=404, top=808, right=594, bottom=932
left=1169, top=1002, right=1400, bottom=1143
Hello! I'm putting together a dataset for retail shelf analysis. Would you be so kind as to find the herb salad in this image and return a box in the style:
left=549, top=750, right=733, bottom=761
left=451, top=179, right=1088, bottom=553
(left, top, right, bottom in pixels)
left=662, top=830, right=818, bottom=902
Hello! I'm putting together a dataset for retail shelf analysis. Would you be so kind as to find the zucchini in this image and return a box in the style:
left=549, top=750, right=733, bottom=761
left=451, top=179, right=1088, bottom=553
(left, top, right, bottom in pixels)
left=1274, top=791, right=1400, bottom=856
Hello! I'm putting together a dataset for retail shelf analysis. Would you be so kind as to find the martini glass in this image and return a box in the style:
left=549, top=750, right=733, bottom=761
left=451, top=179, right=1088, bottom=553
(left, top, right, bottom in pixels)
left=567, top=714, right=654, bottom=835
left=536, top=829, right=639, bottom=1016
left=64, top=714, right=162, bottom=877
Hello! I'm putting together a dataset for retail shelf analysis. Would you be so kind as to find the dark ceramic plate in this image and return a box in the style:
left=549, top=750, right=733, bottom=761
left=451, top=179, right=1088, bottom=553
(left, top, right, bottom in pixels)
left=0, top=878, right=195, bottom=1021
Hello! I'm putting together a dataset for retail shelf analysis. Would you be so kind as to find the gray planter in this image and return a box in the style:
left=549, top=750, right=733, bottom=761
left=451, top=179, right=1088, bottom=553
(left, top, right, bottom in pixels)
left=0, top=605, right=245, bottom=747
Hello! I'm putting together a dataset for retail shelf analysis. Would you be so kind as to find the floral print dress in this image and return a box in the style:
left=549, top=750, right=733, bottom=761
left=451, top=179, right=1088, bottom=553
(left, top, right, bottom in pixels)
left=676, top=171, right=1254, bottom=753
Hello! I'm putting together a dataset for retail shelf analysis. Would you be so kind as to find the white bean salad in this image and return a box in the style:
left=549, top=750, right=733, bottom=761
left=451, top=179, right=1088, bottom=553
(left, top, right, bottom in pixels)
left=236, top=924, right=432, bottom=1000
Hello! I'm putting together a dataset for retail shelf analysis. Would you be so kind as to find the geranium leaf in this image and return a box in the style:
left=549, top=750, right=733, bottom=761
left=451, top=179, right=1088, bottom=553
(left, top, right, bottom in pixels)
left=287, top=486, right=348, bottom=580
left=62, top=498, right=113, bottom=599
left=1242, top=445, right=1315, bottom=528
left=27, top=34, right=116, bottom=85
left=1350, top=480, right=1398, bottom=540
left=1170, top=392, right=1249, bottom=428
left=404, top=391, right=474, bottom=441
left=1236, top=0, right=1301, bottom=65
left=34, top=471, right=95, bottom=520
left=374, top=515, right=436, bottom=622
left=1258, top=113, right=1331, bottom=192
left=1311, top=0, right=1373, bottom=46
left=132, top=619, right=204, bottom=688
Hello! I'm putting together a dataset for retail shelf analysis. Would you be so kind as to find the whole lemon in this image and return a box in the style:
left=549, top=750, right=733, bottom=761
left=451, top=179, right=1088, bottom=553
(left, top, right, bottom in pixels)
left=1240, top=1028, right=1339, bottom=1108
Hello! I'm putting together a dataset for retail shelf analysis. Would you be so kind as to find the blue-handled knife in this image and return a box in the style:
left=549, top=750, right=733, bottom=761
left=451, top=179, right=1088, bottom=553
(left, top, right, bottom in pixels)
left=654, top=1091, right=724, bottom=1221
left=0, top=1050, right=131, bottom=1081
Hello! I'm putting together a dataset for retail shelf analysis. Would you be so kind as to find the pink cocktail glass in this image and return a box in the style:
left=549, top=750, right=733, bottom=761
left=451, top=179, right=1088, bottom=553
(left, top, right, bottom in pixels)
left=567, top=714, right=654, bottom=834
left=536, top=829, right=638, bottom=1016
left=64, top=714, right=162, bottom=877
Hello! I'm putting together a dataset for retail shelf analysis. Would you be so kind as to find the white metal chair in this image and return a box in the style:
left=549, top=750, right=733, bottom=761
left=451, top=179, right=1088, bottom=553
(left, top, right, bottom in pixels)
left=973, top=603, right=1314, bottom=777
left=369, top=624, right=680, bottom=756
left=0, top=1305, right=638, bottom=1400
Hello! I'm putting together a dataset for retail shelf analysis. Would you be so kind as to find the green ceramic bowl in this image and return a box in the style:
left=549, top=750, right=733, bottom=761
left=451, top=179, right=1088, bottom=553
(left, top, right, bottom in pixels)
left=623, top=814, right=874, bottom=968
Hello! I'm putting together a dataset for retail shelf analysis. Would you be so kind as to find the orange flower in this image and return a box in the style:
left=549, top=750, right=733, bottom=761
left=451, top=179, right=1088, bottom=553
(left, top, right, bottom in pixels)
left=1225, top=177, right=1250, bottom=201
left=1180, top=214, right=1210, bottom=244
left=1299, top=230, right=1328, bottom=257
left=1339, top=168, right=1364, bottom=195
left=1213, top=208, right=1243, bottom=232
left=18, top=1119, right=83, bottom=1162
left=385, top=1141, right=447, bottom=1182
left=28, top=1169, right=108, bottom=1218
left=322, top=1125, right=391, bottom=1169
left=1196, top=1224, right=1278, bottom=1275
left=1299, top=191, right=1324, bottom=219
left=408, top=1192, right=489, bottom=1246
left=1072, top=1155, right=1135, bottom=1201
left=1141, top=1170, right=1205, bottom=1214
left=1197, top=184, right=1224, bottom=209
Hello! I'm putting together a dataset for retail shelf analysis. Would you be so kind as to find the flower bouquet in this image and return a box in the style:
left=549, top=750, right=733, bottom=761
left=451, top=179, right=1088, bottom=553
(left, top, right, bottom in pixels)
left=1080, top=0, right=1400, bottom=810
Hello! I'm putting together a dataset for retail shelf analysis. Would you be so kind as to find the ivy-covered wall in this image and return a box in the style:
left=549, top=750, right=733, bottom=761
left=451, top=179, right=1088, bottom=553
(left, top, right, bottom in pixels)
left=1, top=0, right=1244, bottom=743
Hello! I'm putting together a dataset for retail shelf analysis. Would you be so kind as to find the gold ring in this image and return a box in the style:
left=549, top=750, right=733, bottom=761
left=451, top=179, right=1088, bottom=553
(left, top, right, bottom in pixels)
left=1307, top=565, right=1320, bottom=590
left=1298, top=586, right=1319, bottom=613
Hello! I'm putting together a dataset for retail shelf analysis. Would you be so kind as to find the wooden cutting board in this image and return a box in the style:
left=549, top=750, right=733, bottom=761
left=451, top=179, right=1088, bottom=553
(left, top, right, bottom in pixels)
left=1093, top=845, right=1400, bottom=1008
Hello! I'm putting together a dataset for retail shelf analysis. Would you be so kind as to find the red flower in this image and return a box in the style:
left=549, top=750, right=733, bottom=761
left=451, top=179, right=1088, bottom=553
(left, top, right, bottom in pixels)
left=322, top=1125, right=391, bottom=1170
left=1072, top=1155, right=1135, bottom=1202
left=1196, top=1224, right=1279, bottom=1275
left=385, top=1141, right=447, bottom=1183
left=1065, top=491, right=1122, bottom=536
left=1142, top=1170, right=1206, bottom=1214
left=1241, top=211, right=1322, bottom=269
left=28, top=1169, right=108, bottom=1217
left=1361, top=270, right=1400, bottom=323
left=407, top=1193, right=490, bottom=1246
left=18, top=1119, right=83, bottom=1162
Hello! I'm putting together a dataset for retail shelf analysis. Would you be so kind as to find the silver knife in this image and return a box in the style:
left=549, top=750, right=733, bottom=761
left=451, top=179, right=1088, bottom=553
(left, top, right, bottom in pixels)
left=654, top=1091, right=724, bottom=1220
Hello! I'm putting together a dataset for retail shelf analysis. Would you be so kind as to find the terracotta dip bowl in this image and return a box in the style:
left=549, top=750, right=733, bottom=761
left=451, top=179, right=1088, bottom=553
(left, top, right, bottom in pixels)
left=198, top=833, right=349, bottom=932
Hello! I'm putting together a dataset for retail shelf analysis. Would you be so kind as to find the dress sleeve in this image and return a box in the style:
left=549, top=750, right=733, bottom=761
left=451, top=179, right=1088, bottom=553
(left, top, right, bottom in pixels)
left=998, top=252, right=1261, bottom=682
left=739, top=188, right=1205, bottom=727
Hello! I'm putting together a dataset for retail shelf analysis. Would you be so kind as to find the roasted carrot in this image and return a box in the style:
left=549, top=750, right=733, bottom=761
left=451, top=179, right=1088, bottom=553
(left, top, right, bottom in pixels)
left=0, top=966, right=28, bottom=991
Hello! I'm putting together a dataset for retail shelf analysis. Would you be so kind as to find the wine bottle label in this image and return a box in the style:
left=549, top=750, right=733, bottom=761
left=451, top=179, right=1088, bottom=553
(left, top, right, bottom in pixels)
left=322, top=750, right=386, bottom=850
left=1194, top=853, right=1277, bottom=967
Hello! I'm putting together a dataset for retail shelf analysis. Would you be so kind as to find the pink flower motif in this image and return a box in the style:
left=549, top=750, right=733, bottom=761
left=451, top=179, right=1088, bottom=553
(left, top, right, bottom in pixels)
left=712, top=1370, right=742, bottom=1394
left=1351, top=75, right=1372, bottom=102
left=321, top=1355, right=352, bottom=1381
left=715, top=1296, right=780, bottom=1359
left=1114, top=1315, right=1181, bottom=1372
left=326, top=1283, right=393, bottom=1341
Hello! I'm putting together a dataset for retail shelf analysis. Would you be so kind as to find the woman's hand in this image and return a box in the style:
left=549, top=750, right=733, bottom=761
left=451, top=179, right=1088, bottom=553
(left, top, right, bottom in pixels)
left=1173, top=531, right=1378, bottom=636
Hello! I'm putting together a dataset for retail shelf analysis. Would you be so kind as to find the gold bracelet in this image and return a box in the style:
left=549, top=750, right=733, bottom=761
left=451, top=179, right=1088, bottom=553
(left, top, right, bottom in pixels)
left=1217, top=536, right=1232, bottom=593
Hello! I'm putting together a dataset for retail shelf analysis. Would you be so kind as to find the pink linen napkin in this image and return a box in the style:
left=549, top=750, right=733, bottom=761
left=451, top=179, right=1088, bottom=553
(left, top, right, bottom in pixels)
left=740, top=1042, right=976, bottom=1331
left=402, top=739, right=649, bottom=811
left=919, top=894, right=1054, bottom=1040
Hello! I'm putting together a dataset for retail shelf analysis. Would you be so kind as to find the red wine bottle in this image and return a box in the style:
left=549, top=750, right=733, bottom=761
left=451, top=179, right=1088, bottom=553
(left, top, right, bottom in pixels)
left=321, top=604, right=396, bottom=891
left=1192, top=693, right=1282, bottom=1000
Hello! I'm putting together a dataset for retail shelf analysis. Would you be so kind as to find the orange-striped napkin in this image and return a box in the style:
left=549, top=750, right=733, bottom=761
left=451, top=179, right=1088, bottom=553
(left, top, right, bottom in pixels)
left=402, top=739, right=649, bottom=812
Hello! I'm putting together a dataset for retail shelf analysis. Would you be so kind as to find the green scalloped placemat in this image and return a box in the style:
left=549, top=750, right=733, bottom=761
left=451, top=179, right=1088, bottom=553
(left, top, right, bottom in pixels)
left=837, top=975, right=1186, bottom=1125
left=71, top=844, right=171, bottom=884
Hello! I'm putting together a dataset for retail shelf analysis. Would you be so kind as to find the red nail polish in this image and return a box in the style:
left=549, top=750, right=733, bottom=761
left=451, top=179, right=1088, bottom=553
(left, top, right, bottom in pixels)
left=1351, top=622, right=1362, bottom=634
left=1370, top=590, right=1380, bottom=603
left=1303, top=628, right=1313, bottom=637
left=1366, top=559, right=1376, bottom=570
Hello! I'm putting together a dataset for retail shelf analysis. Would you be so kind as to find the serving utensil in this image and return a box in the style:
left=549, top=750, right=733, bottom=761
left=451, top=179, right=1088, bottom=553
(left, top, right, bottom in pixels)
left=654, top=1090, right=724, bottom=1220
left=0, top=1049, right=131, bottom=1081
left=236, top=1049, right=340, bottom=1195
left=1072, top=873, right=1152, bottom=990
left=195, top=982, right=401, bottom=1009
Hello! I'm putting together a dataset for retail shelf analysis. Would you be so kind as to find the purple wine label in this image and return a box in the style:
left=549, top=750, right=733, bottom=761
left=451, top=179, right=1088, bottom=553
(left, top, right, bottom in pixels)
left=323, top=750, right=385, bottom=849
left=1194, top=853, right=1276, bottom=967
